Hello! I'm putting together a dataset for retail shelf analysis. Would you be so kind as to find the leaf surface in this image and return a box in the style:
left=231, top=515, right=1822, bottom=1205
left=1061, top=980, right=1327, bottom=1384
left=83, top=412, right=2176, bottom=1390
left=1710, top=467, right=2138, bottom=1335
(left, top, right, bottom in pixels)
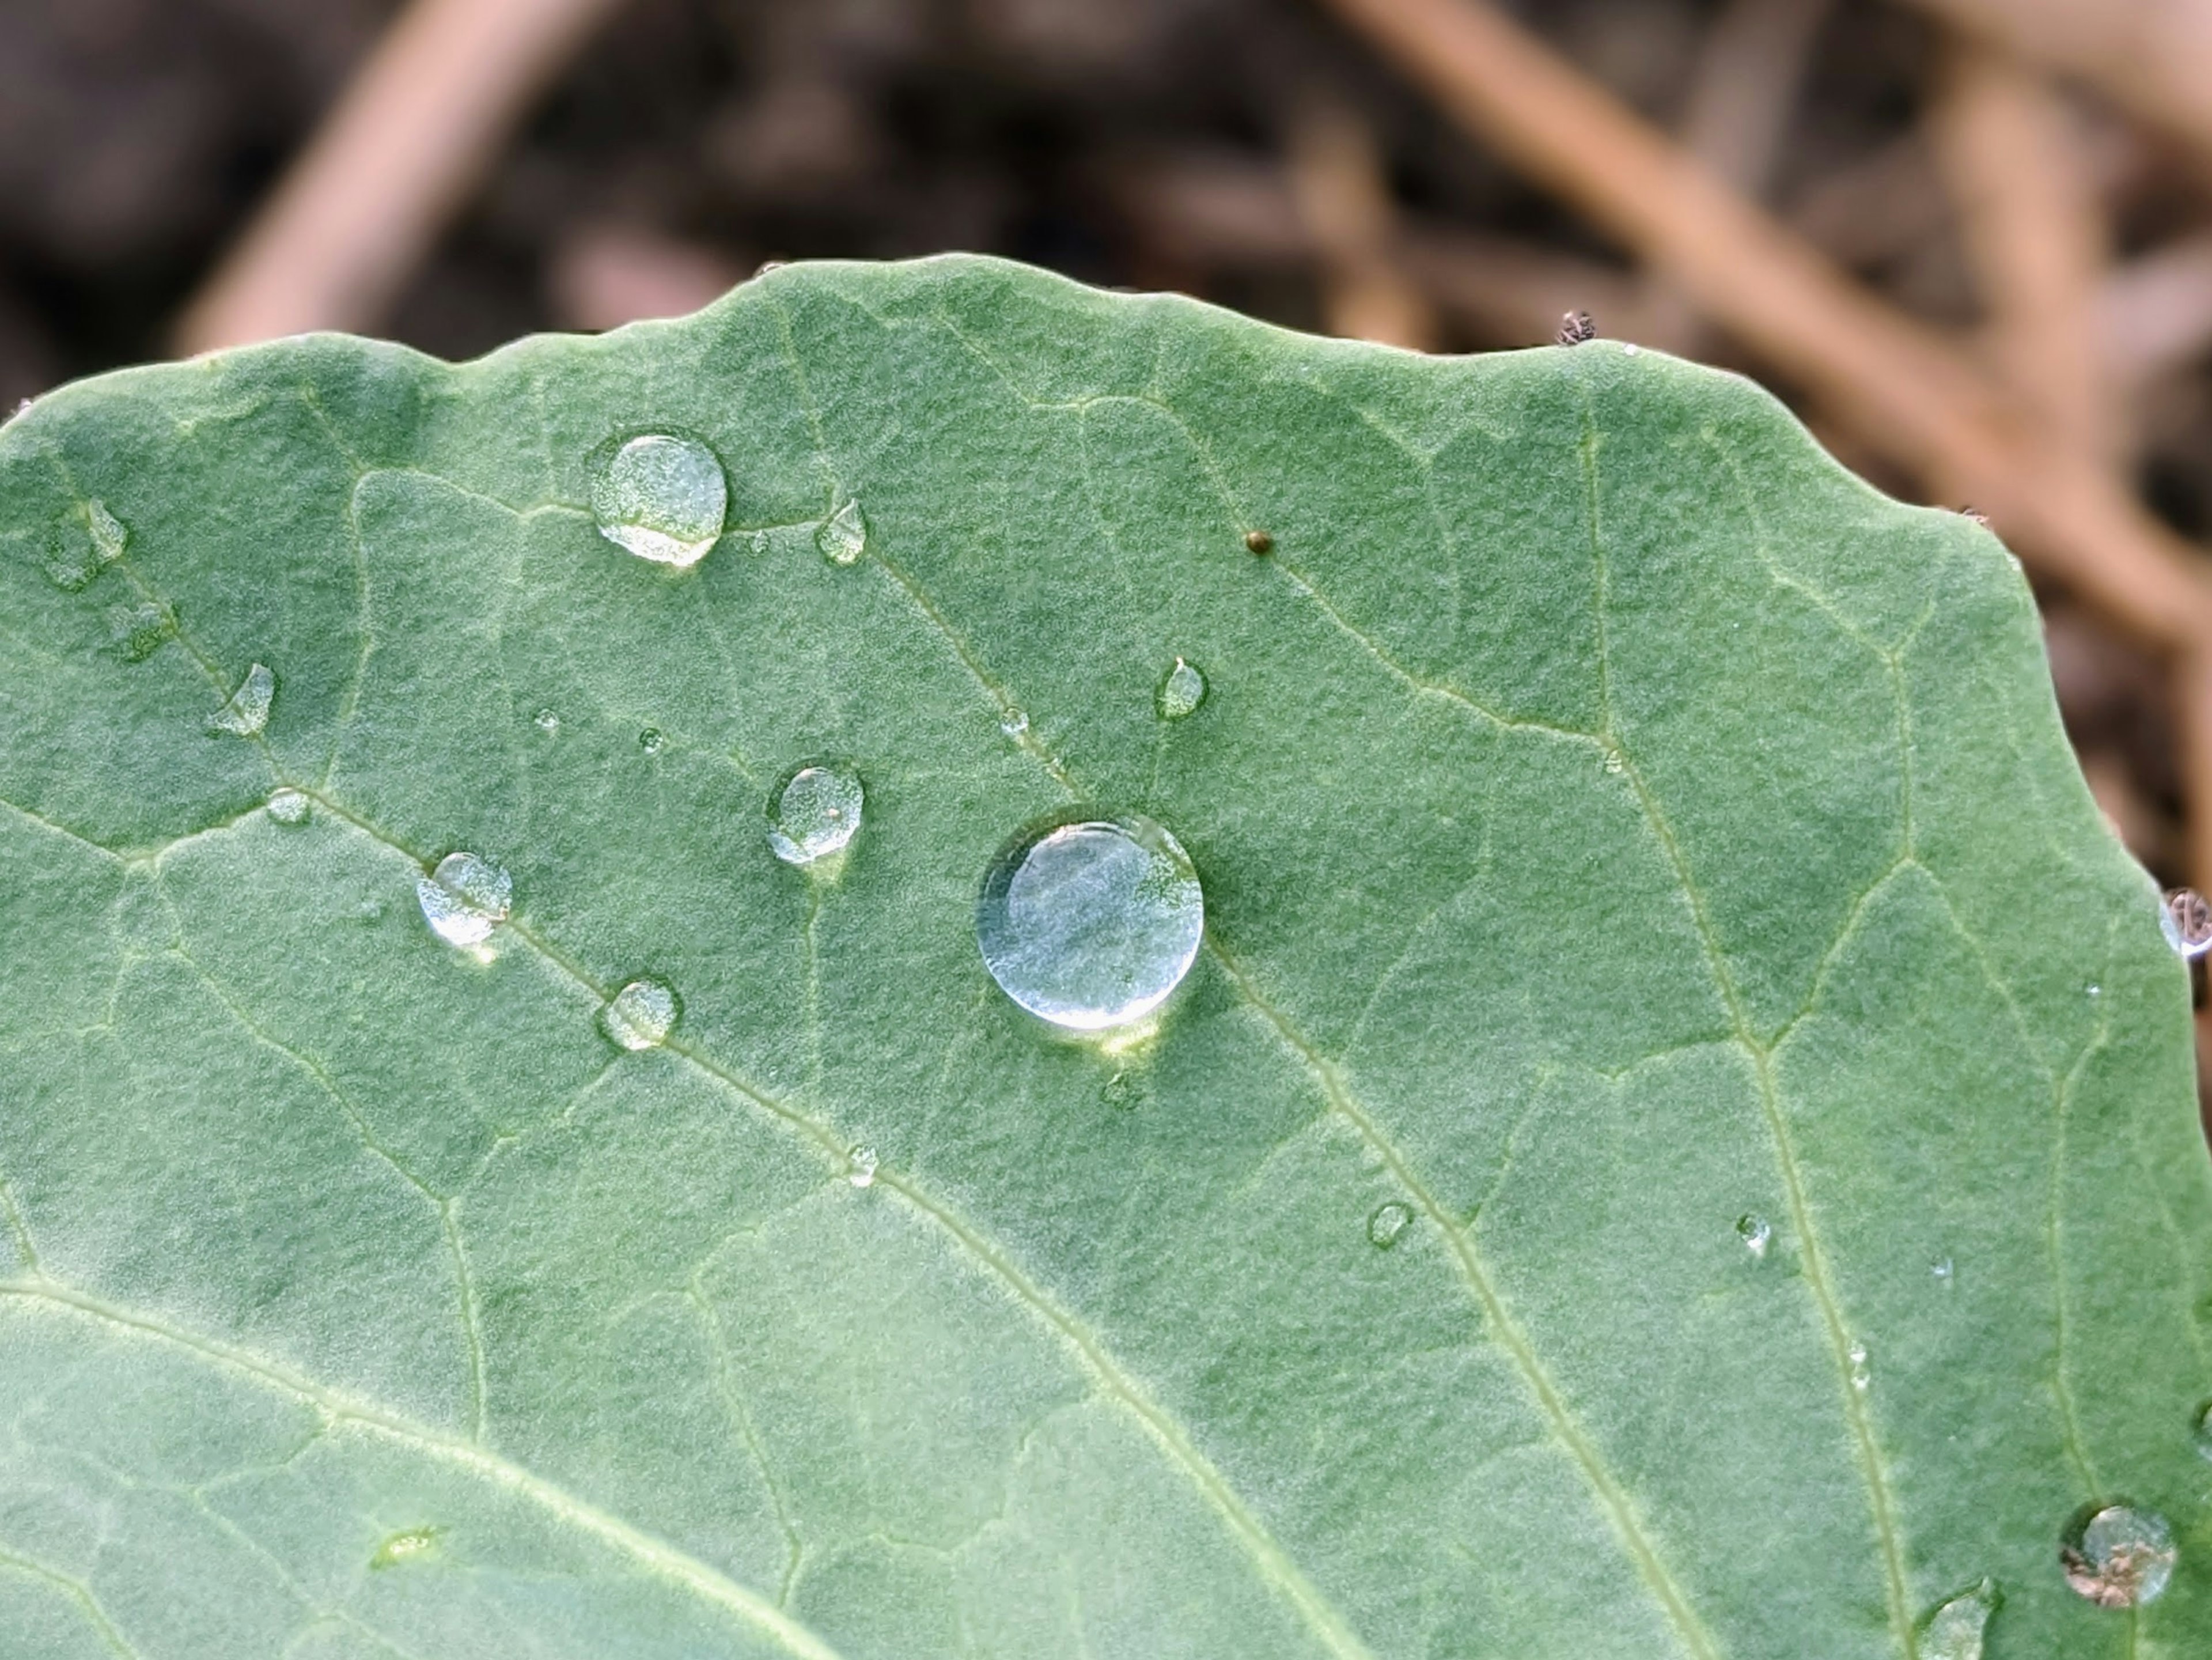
left=1, top=256, right=2209, bottom=1659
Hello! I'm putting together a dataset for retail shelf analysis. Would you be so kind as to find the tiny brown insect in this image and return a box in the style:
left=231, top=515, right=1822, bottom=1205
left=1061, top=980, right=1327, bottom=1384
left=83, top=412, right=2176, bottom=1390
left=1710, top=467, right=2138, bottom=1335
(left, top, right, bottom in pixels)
left=1244, top=530, right=1273, bottom=554
left=1555, top=310, right=1597, bottom=346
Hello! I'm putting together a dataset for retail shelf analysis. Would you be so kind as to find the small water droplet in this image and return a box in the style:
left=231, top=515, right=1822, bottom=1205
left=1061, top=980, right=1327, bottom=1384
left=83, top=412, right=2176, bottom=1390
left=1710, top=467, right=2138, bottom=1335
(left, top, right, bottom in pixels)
left=265, top=788, right=310, bottom=826
left=1931, top=1255, right=1955, bottom=1287
left=1101, top=1070, right=1146, bottom=1110
left=591, top=433, right=727, bottom=567
left=416, top=852, right=512, bottom=949
left=1848, top=1338, right=1871, bottom=1391
left=600, top=978, right=677, bottom=1050
left=816, top=500, right=868, bottom=565
left=2063, top=1505, right=2176, bottom=1608
left=39, top=500, right=127, bottom=591
left=999, top=708, right=1030, bottom=740
left=2161, top=888, right=2212, bottom=959
left=1919, top=1578, right=1997, bottom=1660
left=370, top=1527, right=441, bottom=1570
left=1244, top=530, right=1273, bottom=555
left=1622, top=342, right=1642, bottom=357
left=1736, top=1214, right=1771, bottom=1259
left=1603, top=751, right=1625, bottom=776
left=1369, top=1201, right=1414, bottom=1249
left=976, top=811, right=1204, bottom=1032
left=768, top=763, right=863, bottom=867
left=533, top=708, right=560, bottom=733
left=2086, top=983, right=2100, bottom=999
left=2193, top=1401, right=2212, bottom=1461
left=639, top=727, right=665, bottom=755
left=846, top=1145, right=878, bottom=1188
left=356, top=898, right=385, bottom=924
left=106, top=602, right=172, bottom=662
left=1156, top=657, right=1207, bottom=720
left=88, top=500, right=126, bottom=562
left=207, top=663, right=274, bottom=736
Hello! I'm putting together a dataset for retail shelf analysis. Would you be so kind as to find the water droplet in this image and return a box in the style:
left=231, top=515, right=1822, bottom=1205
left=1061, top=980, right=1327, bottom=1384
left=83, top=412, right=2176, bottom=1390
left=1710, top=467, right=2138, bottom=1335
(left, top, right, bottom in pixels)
left=1244, top=530, right=1273, bottom=555
left=355, top=898, right=385, bottom=924
left=106, top=602, right=172, bottom=662
left=767, top=763, right=863, bottom=868
left=38, top=500, right=127, bottom=591
left=1100, top=1070, right=1146, bottom=1110
left=591, top=433, right=726, bottom=567
left=533, top=708, right=560, bottom=733
left=2194, top=1401, right=2212, bottom=1461
left=1156, top=657, right=1207, bottom=720
left=976, top=811, right=1204, bottom=1032
left=88, top=500, right=126, bottom=563
left=816, top=500, right=867, bottom=565
left=264, top=788, right=310, bottom=826
left=207, top=662, right=274, bottom=736
left=415, top=852, right=512, bottom=949
left=600, top=978, right=677, bottom=1050
left=2161, top=888, right=2212, bottom=959
left=1736, top=1214, right=1771, bottom=1259
left=999, top=708, right=1030, bottom=740
left=846, top=1145, right=878, bottom=1188
left=2086, top=983, right=2100, bottom=999
left=370, top=1527, right=441, bottom=1570
left=1931, top=1255, right=1955, bottom=1287
left=639, top=727, right=665, bottom=755
left=2063, top=1505, right=2176, bottom=1608
left=1603, top=751, right=1625, bottom=776
left=1622, top=343, right=1642, bottom=357
left=1369, top=1201, right=1414, bottom=1249
left=1919, top=1578, right=1997, bottom=1660
left=1848, top=1338, right=1871, bottom=1392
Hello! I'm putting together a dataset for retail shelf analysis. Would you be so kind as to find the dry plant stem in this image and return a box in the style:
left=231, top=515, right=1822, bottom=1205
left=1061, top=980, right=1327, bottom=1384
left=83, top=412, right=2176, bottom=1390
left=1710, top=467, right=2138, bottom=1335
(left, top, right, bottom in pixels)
left=175, top=0, right=630, bottom=351
left=1285, top=103, right=1441, bottom=350
left=1312, top=0, right=2212, bottom=657
left=2099, top=232, right=2212, bottom=387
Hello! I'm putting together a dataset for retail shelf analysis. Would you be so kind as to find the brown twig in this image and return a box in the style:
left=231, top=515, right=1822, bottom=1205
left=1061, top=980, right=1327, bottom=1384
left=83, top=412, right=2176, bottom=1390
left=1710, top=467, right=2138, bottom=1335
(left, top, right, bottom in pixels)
left=175, top=0, right=629, bottom=352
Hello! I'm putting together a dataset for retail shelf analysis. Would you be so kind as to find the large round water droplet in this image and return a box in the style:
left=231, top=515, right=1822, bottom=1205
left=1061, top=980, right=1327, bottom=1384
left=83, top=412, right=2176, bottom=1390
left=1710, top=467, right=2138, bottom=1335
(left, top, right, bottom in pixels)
left=1919, top=1578, right=1997, bottom=1660
left=768, top=763, right=863, bottom=867
left=416, top=852, right=512, bottom=949
left=975, top=811, right=1203, bottom=1031
left=1157, top=657, right=1206, bottom=720
left=2062, top=1505, right=2176, bottom=1608
left=591, top=434, right=727, bottom=567
left=2161, top=888, right=2212, bottom=959
left=601, top=978, right=677, bottom=1050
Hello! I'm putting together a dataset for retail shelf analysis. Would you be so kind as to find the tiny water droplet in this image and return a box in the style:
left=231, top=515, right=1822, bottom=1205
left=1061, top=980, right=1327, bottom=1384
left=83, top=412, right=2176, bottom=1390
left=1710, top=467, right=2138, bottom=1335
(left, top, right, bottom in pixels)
left=1848, top=1339, right=1871, bottom=1391
left=39, top=500, right=128, bottom=591
left=88, top=500, right=126, bottom=563
left=999, top=708, right=1030, bottom=740
left=1603, top=751, right=1625, bottom=776
left=2161, top=888, right=2212, bottom=959
left=639, top=727, right=665, bottom=755
left=416, top=852, right=512, bottom=949
left=816, top=500, right=868, bottom=565
left=1736, top=1214, right=1771, bottom=1259
left=207, top=663, right=274, bottom=736
left=846, top=1145, right=878, bottom=1188
left=265, top=788, right=310, bottom=826
left=600, top=978, right=678, bottom=1050
left=2193, top=1401, right=2212, bottom=1461
left=1919, top=1578, right=1997, bottom=1660
left=768, top=763, right=863, bottom=867
left=1156, top=657, right=1207, bottom=720
left=533, top=708, right=560, bottom=733
left=1244, top=530, right=1273, bottom=555
left=1369, top=1201, right=1414, bottom=1249
left=370, top=1527, right=441, bottom=1570
left=591, top=433, right=727, bottom=567
left=1101, top=1070, right=1146, bottom=1110
left=105, top=602, right=171, bottom=661
left=1622, top=342, right=1642, bottom=357
left=1931, top=1255, right=1955, bottom=1287
left=2063, top=1505, right=2176, bottom=1608
left=976, top=811, right=1204, bottom=1031
left=2086, top=983, right=2100, bottom=999
left=356, top=898, right=385, bottom=924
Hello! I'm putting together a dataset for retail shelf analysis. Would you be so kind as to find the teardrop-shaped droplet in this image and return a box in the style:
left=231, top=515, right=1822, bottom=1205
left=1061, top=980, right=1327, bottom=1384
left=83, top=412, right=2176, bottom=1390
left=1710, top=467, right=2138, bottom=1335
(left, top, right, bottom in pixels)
left=1919, top=1578, right=1997, bottom=1660
left=107, top=602, right=172, bottom=663
left=846, top=1144, right=878, bottom=1188
left=416, top=852, right=512, bottom=949
left=1847, top=1338, right=1871, bottom=1392
left=2161, top=888, right=2212, bottom=959
left=2063, top=1505, right=2176, bottom=1608
left=816, top=500, right=867, bottom=565
left=768, top=763, right=863, bottom=867
left=265, top=788, right=311, bottom=826
left=1368, top=1201, right=1414, bottom=1249
left=975, top=811, right=1204, bottom=1031
left=601, top=978, right=678, bottom=1050
left=533, top=708, right=560, bottom=733
left=591, top=434, right=727, bottom=567
left=207, top=663, right=275, bottom=736
left=1156, top=657, right=1207, bottom=720
left=1736, top=1213, right=1771, bottom=1259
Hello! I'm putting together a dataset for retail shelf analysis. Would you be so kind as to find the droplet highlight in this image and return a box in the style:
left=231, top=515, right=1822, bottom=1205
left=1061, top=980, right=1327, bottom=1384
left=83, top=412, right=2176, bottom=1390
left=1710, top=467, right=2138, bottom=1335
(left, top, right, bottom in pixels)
left=1369, top=1201, right=1414, bottom=1249
left=1919, top=1578, right=1997, bottom=1660
left=1736, top=1213, right=1771, bottom=1260
left=416, top=852, right=512, bottom=950
left=976, top=811, right=1204, bottom=1032
left=999, top=708, right=1030, bottom=740
left=265, top=788, right=310, bottom=826
left=1931, top=1254, right=1955, bottom=1287
left=207, top=663, right=275, bottom=737
left=1156, top=657, right=1206, bottom=720
left=2063, top=1505, right=2176, bottom=1608
left=846, top=1145, right=878, bottom=1188
left=533, top=708, right=560, bottom=733
left=2161, top=888, right=2212, bottom=959
left=601, top=979, right=677, bottom=1050
left=1847, top=1338, right=1871, bottom=1392
left=591, top=433, right=727, bottom=567
left=767, top=763, right=863, bottom=868
left=816, top=500, right=867, bottom=565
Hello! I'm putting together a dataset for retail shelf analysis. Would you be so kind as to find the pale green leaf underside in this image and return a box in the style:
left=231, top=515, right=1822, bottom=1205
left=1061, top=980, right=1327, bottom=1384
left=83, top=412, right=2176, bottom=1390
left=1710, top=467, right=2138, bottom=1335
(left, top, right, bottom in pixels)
left=1, top=255, right=2209, bottom=1660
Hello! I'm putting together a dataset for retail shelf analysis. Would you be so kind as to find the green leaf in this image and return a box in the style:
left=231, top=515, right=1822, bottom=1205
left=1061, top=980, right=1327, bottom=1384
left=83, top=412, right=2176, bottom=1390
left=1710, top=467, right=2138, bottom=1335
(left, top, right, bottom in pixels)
left=1, top=254, right=2207, bottom=1659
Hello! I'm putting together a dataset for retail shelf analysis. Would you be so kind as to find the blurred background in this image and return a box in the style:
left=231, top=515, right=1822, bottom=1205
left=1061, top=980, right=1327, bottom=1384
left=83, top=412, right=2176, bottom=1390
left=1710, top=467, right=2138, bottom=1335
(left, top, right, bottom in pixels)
left=10, top=0, right=2212, bottom=1118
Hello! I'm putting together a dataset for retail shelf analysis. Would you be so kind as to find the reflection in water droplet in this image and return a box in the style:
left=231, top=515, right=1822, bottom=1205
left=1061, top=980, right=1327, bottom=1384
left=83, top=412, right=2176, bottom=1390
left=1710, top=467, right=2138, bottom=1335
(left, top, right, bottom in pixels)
left=1919, top=1578, right=1997, bottom=1660
left=416, top=852, right=512, bottom=949
left=1736, top=1214, right=1771, bottom=1260
left=1931, top=1255, right=1955, bottom=1287
left=768, top=763, right=863, bottom=868
left=976, top=812, right=1204, bottom=1032
left=1369, top=1201, right=1414, bottom=1249
left=1157, top=657, right=1207, bottom=720
left=1847, top=1339, right=1870, bottom=1392
left=265, top=788, right=310, bottom=826
left=533, top=708, right=560, bottom=733
left=846, top=1145, right=878, bottom=1188
left=639, top=727, right=665, bottom=755
left=816, top=500, right=867, bottom=565
left=2063, top=1505, right=2176, bottom=1608
left=592, top=433, right=727, bottom=567
left=207, top=663, right=275, bottom=736
left=107, top=602, right=172, bottom=662
left=370, top=1527, right=440, bottom=1570
left=601, top=978, right=678, bottom=1050
left=2161, top=888, right=2212, bottom=959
